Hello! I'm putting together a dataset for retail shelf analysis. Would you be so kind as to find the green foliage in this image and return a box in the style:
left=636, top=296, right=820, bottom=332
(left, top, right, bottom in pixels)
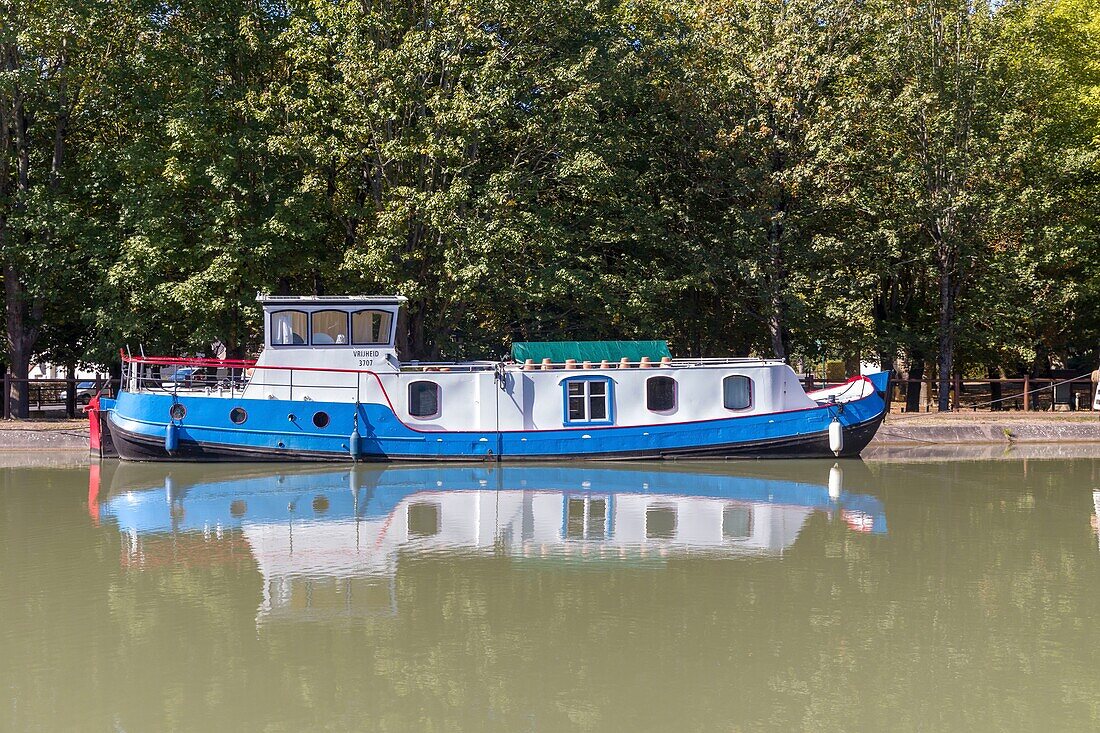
left=0, top=0, right=1097, bottom=377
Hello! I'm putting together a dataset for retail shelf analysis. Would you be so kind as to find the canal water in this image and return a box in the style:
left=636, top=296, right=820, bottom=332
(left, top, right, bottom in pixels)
left=3, top=457, right=1100, bottom=732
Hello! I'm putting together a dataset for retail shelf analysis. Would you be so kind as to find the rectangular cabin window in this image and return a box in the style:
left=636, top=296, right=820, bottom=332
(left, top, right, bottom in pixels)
left=567, top=382, right=586, bottom=421
left=409, top=380, right=441, bottom=419
left=311, top=310, right=349, bottom=345
left=646, top=376, right=676, bottom=412
left=352, top=310, right=394, bottom=345
left=563, top=378, right=613, bottom=425
left=271, top=310, right=308, bottom=346
left=723, top=375, right=753, bottom=410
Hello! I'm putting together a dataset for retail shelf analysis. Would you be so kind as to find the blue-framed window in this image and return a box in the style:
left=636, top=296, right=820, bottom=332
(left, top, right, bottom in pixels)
left=562, top=377, right=614, bottom=425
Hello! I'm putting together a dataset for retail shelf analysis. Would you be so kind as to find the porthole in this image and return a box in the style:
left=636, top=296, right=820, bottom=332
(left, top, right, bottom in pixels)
left=313, top=411, right=330, bottom=428
left=169, top=403, right=186, bottom=420
left=230, top=407, right=248, bottom=424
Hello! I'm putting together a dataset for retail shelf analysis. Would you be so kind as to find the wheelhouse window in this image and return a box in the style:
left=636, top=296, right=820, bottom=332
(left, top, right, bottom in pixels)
left=723, top=375, right=753, bottom=410
left=646, top=376, right=676, bottom=412
left=409, top=381, right=441, bottom=418
left=563, top=377, right=613, bottom=425
left=271, top=310, right=308, bottom=346
left=311, top=310, right=349, bottom=345
left=352, top=309, right=394, bottom=345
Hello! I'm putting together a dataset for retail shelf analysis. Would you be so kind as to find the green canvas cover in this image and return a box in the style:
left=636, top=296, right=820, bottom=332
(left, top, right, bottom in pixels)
left=510, top=340, right=672, bottom=364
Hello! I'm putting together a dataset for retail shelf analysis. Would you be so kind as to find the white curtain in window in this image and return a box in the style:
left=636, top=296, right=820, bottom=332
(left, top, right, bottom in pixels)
left=274, top=313, right=293, bottom=344
left=723, top=376, right=752, bottom=410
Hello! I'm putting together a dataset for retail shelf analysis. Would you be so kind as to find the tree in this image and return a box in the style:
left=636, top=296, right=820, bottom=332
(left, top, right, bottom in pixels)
left=0, top=0, right=127, bottom=416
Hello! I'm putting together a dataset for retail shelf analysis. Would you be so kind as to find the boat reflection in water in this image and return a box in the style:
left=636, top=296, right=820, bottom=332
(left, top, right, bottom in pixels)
left=94, top=462, right=886, bottom=622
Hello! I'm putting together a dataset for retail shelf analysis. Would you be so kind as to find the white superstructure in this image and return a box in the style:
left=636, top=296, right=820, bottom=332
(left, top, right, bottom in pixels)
left=233, top=295, right=833, bottom=434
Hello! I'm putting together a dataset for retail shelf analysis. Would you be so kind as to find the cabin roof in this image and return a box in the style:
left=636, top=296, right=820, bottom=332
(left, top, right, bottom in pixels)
left=256, top=294, right=406, bottom=306
left=511, top=340, right=672, bottom=364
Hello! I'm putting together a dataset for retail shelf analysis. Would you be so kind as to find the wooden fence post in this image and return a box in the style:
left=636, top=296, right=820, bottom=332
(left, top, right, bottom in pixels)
left=1023, top=375, right=1031, bottom=411
left=1, top=373, right=8, bottom=420
left=953, top=374, right=962, bottom=410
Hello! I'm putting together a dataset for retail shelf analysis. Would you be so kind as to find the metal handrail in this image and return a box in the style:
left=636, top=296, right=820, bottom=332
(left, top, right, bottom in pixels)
left=121, top=353, right=784, bottom=372
left=117, top=352, right=793, bottom=402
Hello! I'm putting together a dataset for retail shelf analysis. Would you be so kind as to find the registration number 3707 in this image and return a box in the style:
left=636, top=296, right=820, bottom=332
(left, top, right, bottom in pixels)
left=354, top=349, right=380, bottom=368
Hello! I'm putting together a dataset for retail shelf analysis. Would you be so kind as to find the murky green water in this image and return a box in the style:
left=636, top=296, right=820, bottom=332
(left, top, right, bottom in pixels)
left=3, top=457, right=1100, bottom=732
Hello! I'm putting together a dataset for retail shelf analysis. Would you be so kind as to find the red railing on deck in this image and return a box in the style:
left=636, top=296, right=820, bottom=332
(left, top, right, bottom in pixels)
left=120, top=350, right=258, bottom=369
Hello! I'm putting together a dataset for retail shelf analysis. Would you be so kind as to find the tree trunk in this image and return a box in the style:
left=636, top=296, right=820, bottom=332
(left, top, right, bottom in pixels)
left=402, top=303, right=429, bottom=361
left=767, top=300, right=786, bottom=360
left=905, top=353, right=925, bottom=413
left=4, top=268, right=37, bottom=419
left=765, top=191, right=788, bottom=360
left=107, top=362, right=123, bottom=398
left=844, top=352, right=860, bottom=378
left=65, top=361, right=77, bottom=419
left=6, top=349, right=30, bottom=419
left=936, top=267, right=954, bottom=412
left=987, top=365, right=1002, bottom=411
left=3, top=45, right=37, bottom=420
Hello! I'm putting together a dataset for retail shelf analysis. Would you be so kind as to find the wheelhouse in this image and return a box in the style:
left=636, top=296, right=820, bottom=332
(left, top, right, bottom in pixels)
left=261, top=295, right=403, bottom=356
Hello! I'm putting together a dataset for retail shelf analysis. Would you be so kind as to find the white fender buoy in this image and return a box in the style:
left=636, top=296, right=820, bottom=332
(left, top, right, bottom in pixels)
left=829, top=462, right=842, bottom=499
left=828, top=419, right=844, bottom=456
left=349, top=430, right=361, bottom=460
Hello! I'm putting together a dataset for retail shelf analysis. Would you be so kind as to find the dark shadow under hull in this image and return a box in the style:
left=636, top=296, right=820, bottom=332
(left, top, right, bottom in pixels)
left=106, top=413, right=884, bottom=463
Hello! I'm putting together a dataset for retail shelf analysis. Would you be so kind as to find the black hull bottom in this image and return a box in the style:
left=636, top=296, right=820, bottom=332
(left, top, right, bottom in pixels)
left=92, top=419, right=119, bottom=459
left=106, top=412, right=885, bottom=464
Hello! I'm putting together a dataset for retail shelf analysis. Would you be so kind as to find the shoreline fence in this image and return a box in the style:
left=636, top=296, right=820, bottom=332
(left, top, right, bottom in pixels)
left=0, top=377, right=119, bottom=419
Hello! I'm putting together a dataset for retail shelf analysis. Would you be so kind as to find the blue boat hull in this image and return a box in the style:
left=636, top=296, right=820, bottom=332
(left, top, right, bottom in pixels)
left=101, top=372, right=889, bottom=462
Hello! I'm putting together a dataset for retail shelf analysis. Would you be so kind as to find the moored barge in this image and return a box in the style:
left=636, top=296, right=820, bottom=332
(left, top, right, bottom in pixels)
left=90, top=295, right=889, bottom=462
